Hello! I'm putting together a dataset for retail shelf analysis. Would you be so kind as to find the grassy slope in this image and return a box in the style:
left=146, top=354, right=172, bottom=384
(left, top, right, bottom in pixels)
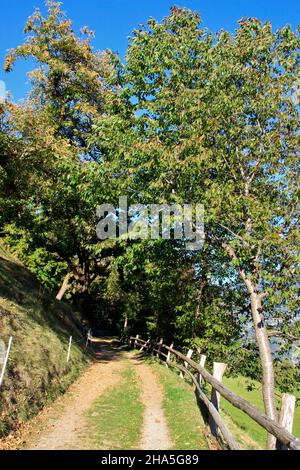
left=81, top=363, right=144, bottom=449
left=148, top=360, right=209, bottom=450
left=0, top=242, right=89, bottom=437
left=221, top=375, right=300, bottom=449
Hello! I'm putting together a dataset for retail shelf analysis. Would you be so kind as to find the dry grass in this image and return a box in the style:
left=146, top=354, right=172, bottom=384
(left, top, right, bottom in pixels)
left=0, top=242, right=89, bottom=438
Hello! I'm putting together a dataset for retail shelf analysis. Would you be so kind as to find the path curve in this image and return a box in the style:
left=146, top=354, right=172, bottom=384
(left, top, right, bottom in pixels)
left=1, top=341, right=173, bottom=451
left=31, top=340, right=124, bottom=450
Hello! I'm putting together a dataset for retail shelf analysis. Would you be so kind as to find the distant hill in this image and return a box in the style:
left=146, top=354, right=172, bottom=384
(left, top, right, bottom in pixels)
left=0, top=242, right=89, bottom=437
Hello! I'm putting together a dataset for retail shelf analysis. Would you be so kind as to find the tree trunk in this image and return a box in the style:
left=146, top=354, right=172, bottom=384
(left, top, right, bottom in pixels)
left=56, top=273, right=72, bottom=301
left=219, top=240, right=278, bottom=449
left=250, top=291, right=278, bottom=449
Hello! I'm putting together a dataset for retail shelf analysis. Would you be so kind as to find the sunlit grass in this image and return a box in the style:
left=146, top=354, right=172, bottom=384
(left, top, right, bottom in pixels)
left=83, top=365, right=144, bottom=449
left=148, top=360, right=208, bottom=450
left=221, top=375, right=300, bottom=449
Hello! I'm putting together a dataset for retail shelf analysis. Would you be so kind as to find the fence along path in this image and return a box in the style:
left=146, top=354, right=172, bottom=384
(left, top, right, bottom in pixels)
left=131, top=336, right=300, bottom=451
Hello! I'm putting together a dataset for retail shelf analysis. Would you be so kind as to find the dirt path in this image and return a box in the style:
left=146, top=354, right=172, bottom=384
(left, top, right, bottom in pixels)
left=2, top=341, right=173, bottom=450
left=129, top=354, right=172, bottom=450
left=31, top=340, right=125, bottom=450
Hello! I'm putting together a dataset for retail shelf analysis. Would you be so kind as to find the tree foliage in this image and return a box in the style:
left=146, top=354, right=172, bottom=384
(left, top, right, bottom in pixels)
left=1, top=2, right=299, bottom=440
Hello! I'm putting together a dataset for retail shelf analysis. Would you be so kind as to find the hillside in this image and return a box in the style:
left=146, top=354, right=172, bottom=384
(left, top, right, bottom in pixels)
left=0, top=242, right=89, bottom=437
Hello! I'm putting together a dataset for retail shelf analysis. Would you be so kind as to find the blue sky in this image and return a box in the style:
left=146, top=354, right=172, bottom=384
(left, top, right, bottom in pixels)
left=0, top=0, right=299, bottom=101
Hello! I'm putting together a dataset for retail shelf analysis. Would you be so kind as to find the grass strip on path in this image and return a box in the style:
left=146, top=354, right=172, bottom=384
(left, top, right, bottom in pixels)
left=147, top=360, right=209, bottom=450
left=81, top=363, right=144, bottom=450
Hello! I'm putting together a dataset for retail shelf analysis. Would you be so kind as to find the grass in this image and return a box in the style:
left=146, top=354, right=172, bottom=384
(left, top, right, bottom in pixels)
left=0, top=242, right=89, bottom=438
left=221, top=375, right=300, bottom=449
left=82, top=364, right=144, bottom=449
left=143, top=354, right=300, bottom=451
left=147, top=360, right=209, bottom=450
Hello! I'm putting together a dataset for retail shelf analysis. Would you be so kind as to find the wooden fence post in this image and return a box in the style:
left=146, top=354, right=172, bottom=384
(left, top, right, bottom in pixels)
left=276, top=393, right=296, bottom=450
left=127, top=337, right=300, bottom=450
left=67, top=336, right=72, bottom=363
left=180, top=349, right=193, bottom=379
left=209, top=362, right=227, bottom=438
left=197, top=354, right=207, bottom=386
left=156, top=338, right=163, bottom=358
left=0, top=337, right=12, bottom=388
left=166, top=342, right=174, bottom=367
left=134, top=334, right=139, bottom=348
left=140, top=339, right=150, bottom=352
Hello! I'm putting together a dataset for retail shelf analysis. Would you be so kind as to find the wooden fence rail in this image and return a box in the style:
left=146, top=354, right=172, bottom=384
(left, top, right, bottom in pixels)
left=130, top=336, right=300, bottom=451
left=166, top=357, right=239, bottom=450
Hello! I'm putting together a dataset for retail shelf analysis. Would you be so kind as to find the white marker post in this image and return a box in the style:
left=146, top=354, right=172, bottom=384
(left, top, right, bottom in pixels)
left=85, top=329, right=92, bottom=350
left=67, top=336, right=72, bottom=363
left=0, top=337, right=12, bottom=388
left=0, top=340, right=5, bottom=365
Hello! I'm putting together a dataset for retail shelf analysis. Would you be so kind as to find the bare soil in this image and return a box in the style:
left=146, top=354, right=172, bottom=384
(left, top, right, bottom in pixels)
left=129, top=354, right=172, bottom=450
left=31, top=339, right=125, bottom=450
left=0, top=340, right=173, bottom=450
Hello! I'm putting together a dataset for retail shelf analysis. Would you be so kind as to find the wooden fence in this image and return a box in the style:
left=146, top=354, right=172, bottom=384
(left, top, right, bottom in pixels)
left=130, top=335, right=300, bottom=451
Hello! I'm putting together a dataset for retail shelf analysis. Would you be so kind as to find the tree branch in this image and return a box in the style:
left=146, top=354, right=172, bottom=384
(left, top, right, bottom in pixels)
left=267, top=330, right=299, bottom=341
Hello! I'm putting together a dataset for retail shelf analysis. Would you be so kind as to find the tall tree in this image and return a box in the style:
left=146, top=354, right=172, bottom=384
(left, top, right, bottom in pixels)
left=94, top=8, right=300, bottom=447
left=3, top=1, right=120, bottom=299
left=4, top=0, right=118, bottom=160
